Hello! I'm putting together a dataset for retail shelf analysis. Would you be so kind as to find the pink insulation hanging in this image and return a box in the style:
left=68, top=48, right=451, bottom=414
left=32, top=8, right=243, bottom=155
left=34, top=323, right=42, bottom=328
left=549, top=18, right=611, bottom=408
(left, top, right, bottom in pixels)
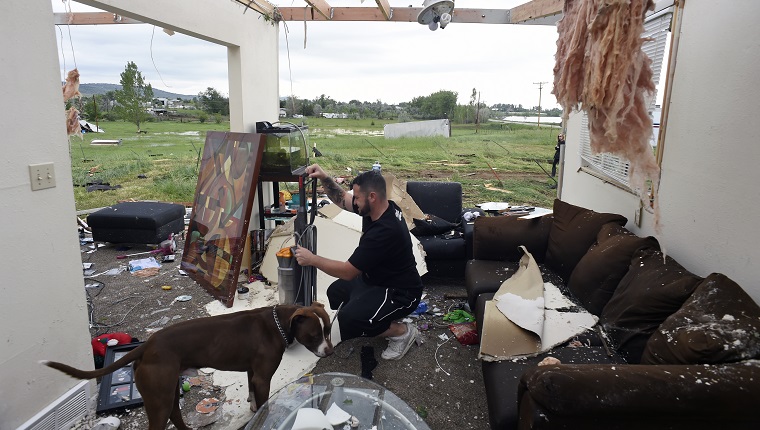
left=553, top=0, right=661, bottom=230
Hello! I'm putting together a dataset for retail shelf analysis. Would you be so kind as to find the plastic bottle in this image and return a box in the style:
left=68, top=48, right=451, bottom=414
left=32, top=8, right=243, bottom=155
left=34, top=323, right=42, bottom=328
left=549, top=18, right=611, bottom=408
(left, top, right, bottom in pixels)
left=372, top=161, right=381, bottom=172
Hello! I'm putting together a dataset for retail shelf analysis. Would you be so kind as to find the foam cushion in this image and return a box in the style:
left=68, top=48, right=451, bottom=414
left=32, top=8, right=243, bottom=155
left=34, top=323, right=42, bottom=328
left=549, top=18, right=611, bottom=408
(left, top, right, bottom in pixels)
left=601, top=248, right=702, bottom=362
left=545, top=199, right=627, bottom=282
left=567, top=223, right=659, bottom=315
left=642, top=273, right=760, bottom=364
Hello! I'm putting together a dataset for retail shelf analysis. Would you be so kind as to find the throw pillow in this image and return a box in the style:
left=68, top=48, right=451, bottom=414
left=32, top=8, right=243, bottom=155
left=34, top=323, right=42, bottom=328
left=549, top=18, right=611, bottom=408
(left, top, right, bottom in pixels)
left=600, top=248, right=702, bottom=363
left=544, top=199, right=627, bottom=282
left=567, top=223, right=659, bottom=315
left=642, top=273, right=760, bottom=364
left=410, top=214, right=458, bottom=236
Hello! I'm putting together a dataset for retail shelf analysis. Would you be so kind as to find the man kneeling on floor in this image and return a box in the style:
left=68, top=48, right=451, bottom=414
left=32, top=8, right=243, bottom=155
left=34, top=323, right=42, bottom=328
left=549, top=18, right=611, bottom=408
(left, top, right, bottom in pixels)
left=295, top=164, right=422, bottom=360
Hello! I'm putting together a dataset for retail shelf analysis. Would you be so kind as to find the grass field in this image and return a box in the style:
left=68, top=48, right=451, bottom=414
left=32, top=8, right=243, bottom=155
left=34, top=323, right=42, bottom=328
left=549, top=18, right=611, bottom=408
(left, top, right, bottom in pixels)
left=70, top=118, right=560, bottom=211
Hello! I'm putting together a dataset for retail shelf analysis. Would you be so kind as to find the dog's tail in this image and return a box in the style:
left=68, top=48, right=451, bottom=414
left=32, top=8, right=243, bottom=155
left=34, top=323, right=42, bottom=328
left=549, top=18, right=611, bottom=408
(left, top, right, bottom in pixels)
left=41, top=343, right=145, bottom=380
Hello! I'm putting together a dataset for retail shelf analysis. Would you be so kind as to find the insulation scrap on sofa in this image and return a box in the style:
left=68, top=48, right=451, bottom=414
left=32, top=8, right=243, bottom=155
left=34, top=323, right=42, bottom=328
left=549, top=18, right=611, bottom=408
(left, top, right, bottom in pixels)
left=479, top=247, right=597, bottom=361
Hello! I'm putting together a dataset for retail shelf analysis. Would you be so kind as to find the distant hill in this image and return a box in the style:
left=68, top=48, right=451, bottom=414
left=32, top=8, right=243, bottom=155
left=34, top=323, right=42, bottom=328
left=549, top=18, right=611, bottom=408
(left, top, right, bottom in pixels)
left=77, top=83, right=196, bottom=100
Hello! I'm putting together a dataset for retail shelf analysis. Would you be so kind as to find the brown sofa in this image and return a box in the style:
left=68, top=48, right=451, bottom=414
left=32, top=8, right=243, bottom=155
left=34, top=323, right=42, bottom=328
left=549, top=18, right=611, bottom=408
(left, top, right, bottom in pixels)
left=465, top=199, right=760, bottom=430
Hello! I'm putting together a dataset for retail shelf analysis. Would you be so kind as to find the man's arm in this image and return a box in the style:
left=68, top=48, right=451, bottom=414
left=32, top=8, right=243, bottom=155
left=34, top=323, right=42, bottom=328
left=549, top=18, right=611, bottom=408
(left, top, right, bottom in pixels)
left=294, top=245, right=361, bottom=281
left=305, top=164, right=354, bottom=212
left=321, top=176, right=355, bottom=212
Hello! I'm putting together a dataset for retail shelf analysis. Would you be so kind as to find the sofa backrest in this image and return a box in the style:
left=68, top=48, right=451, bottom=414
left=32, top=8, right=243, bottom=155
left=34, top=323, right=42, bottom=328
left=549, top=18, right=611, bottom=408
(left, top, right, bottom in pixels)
left=406, top=181, right=462, bottom=224
left=600, top=248, right=703, bottom=363
left=472, top=215, right=554, bottom=262
left=545, top=199, right=627, bottom=282
left=567, top=223, right=660, bottom=315
left=642, top=272, right=760, bottom=364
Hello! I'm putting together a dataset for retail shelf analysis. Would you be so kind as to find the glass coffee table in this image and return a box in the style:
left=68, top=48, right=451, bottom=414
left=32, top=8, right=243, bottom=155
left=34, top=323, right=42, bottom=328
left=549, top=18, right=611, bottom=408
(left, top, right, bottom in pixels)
left=245, top=372, right=431, bottom=430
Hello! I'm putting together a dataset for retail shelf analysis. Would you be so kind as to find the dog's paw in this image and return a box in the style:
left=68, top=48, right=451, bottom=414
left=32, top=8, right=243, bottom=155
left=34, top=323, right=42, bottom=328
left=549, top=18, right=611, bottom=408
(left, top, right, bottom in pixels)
left=249, top=402, right=258, bottom=413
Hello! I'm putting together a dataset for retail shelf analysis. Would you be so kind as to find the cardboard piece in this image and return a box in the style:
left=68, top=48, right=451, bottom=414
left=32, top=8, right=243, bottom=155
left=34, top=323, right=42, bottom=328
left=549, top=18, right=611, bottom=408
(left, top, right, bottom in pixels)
left=479, top=247, right=598, bottom=361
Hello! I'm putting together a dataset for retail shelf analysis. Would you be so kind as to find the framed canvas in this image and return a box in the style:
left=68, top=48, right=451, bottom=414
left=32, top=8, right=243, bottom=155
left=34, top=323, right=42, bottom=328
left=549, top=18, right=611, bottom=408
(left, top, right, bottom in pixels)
left=97, top=342, right=144, bottom=413
left=182, top=131, right=264, bottom=307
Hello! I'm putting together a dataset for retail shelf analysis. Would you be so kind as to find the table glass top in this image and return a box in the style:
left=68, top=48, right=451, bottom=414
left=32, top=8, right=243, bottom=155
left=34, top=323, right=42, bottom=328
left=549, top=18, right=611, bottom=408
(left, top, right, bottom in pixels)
left=245, top=372, right=431, bottom=430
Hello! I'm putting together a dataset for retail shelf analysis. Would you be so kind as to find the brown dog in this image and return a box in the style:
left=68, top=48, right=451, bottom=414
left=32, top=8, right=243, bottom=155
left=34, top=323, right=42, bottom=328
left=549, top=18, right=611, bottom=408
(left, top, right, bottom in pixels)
left=43, top=302, right=333, bottom=430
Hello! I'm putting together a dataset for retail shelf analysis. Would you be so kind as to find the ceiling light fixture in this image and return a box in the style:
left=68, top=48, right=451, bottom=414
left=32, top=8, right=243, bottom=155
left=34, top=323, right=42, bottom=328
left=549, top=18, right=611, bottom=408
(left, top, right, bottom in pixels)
left=417, top=0, right=455, bottom=31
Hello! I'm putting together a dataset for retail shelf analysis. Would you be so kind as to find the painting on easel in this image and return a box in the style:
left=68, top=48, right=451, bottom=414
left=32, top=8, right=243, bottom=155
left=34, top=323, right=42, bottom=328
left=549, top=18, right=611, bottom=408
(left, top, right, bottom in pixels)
left=182, top=131, right=264, bottom=307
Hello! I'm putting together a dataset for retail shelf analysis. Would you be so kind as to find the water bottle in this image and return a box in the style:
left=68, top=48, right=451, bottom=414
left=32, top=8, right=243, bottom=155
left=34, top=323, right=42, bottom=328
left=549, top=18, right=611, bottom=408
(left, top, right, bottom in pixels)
left=372, top=161, right=381, bottom=172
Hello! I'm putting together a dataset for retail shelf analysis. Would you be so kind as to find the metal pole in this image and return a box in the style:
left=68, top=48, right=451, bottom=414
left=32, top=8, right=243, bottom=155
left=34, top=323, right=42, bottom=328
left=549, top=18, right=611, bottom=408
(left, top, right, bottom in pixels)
left=534, top=81, right=548, bottom=129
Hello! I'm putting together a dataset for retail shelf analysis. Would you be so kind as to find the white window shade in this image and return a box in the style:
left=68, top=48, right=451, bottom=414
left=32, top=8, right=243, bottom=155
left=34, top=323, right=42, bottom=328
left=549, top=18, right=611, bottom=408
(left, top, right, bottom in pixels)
left=579, top=7, right=672, bottom=188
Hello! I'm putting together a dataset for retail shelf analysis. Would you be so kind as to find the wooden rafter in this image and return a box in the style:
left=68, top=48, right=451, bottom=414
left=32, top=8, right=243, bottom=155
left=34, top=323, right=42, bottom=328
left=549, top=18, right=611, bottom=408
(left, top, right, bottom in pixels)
left=510, top=0, right=563, bottom=24
left=304, top=0, right=332, bottom=20
left=53, top=12, right=141, bottom=25
left=53, top=1, right=562, bottom=26
left=375, top=0, right=392, bottom=21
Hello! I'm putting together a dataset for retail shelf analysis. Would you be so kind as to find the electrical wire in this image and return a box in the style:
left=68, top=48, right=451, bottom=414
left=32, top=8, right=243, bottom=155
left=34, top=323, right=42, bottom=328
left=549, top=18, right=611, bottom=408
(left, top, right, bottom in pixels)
left=150, top=26, right=171, bottom=88
left=435, top=336, right=453, bottom=376
left=63, top=0, right=77, bottom=69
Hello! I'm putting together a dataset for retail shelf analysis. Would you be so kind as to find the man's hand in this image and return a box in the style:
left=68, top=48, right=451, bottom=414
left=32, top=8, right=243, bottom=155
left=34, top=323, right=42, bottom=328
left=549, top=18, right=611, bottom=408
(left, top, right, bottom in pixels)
left=305, top=164, right=328, bottom=181
left=294, top=245, right=316, bottom=267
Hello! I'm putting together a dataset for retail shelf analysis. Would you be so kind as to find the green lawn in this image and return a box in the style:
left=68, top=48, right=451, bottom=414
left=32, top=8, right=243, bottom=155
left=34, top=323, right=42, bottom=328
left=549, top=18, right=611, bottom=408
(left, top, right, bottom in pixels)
left=71, top=118, right=559, bottom=211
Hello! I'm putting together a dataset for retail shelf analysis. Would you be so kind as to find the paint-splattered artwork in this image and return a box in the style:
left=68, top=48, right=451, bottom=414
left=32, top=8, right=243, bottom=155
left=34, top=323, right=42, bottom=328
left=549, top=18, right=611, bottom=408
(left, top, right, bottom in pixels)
left=182, top=131, right=264, bottom=307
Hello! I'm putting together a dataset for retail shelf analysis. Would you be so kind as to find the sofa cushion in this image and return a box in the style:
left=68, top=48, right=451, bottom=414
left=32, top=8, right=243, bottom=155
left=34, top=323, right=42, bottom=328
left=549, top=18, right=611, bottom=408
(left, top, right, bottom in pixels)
left=567, top=223, right=659, bottom=316
left=410, top=214, right=458, bottom=236
left=600, top=248, right=702, bottom=363
left=471, top=215, right=554, bottom=262
left=545, top=199, right=627, bottom=282
left=642, top=273, right=760, bottom=364
left=415, top=234, right=465, bottom=260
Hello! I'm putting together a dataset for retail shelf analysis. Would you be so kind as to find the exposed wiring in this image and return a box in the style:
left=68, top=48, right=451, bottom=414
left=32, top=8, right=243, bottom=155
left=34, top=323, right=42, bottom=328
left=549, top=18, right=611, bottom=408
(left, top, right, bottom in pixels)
left=90, top=294, right=146, bottom=333
left=435, top=336, right=452, bottom=376
left=63, top=0, right=77, bottom=69
left=150, top=26, right=171, bottom=88
left=281, top=20, right=297, bottom=116
left=56, top=25, right=67, bottom=81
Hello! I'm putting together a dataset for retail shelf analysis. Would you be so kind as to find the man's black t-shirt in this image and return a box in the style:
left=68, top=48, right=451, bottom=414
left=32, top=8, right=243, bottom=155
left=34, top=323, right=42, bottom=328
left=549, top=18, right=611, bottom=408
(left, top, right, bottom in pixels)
left=347, top=201, right=422, bottom=289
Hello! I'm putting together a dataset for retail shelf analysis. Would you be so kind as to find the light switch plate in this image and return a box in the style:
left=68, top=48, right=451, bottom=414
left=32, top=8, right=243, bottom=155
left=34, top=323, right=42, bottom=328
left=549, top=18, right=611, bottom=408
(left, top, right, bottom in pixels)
left=29, top=162, right=56, bottom=191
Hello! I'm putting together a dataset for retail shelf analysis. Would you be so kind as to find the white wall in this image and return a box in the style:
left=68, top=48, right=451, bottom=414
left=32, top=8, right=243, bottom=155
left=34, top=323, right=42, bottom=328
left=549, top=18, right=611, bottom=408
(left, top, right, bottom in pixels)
left=561, top=0, right=760, bottom=303
left=3, top=1, right=279, bottom=427
left=0, top=2, right=94, bottom=428
left=384, top=119, right=451, bottom=139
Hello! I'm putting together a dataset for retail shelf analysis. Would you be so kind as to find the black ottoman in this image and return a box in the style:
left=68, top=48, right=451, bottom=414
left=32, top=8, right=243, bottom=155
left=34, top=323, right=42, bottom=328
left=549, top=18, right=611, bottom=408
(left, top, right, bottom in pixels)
left=88, top=202, right=185, bottom=244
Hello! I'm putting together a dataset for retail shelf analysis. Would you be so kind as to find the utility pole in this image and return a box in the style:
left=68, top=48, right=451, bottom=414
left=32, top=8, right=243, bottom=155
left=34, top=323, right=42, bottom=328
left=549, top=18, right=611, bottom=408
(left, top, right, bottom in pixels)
left=534, top=81, right=548, bottom=129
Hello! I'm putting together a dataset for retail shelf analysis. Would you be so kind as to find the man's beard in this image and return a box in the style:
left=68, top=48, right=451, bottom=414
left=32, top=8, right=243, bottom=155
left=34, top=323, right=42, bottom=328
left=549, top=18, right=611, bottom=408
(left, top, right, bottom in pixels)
left=357, top=197, right=371, bottom=217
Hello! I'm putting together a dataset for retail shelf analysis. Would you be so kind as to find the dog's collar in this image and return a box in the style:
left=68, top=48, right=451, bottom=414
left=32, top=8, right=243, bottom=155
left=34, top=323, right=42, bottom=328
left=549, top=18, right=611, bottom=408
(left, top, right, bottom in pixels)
left=273, top=306, right=291, bottom=347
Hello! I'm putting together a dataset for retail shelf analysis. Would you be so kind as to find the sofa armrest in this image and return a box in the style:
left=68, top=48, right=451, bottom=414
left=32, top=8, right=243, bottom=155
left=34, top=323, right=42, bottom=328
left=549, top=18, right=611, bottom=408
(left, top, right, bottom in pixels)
left=518, top=362, right=760, bottom=429
left=472, top=215, right=554, bottom=262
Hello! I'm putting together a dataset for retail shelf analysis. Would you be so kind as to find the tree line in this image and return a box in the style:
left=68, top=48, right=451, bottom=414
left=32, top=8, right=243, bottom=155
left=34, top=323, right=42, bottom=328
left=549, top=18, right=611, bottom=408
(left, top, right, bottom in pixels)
left=74, top=62, right=561, bottom=131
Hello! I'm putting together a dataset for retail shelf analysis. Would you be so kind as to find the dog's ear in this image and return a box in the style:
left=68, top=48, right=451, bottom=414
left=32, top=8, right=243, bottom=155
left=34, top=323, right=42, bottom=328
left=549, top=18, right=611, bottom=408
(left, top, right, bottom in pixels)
left=311, top=301, right=325, bottom=309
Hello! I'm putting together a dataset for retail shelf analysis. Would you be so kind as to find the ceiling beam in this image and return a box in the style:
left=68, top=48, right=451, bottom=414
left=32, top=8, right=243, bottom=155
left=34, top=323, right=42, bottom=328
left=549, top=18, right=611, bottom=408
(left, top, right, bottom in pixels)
left=304, top=0, right=333, bottom=20
left=509, top=0, right=563, bottom=24
left=277, top=7, right=514, bottom=24
left=231, top=0, right=277, bottom=18
left=375, top=0, right=392, bottom=20
left=53, top=12, right=141, bottom=25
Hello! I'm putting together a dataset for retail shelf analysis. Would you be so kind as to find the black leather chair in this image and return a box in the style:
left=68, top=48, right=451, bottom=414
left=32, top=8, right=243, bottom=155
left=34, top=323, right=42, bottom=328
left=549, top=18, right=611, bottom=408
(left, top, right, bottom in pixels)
left=406, top=181, right=482, bottom=278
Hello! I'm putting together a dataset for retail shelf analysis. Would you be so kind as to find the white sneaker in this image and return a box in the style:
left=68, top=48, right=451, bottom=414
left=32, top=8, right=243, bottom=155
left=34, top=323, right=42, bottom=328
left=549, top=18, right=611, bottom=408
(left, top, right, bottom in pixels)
left=381, top=323, right=418, bottom=360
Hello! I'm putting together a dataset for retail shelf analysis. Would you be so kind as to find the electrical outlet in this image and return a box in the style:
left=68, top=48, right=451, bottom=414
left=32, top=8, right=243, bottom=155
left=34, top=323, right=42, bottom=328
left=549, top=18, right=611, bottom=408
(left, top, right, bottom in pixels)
left=29, top=162, right=56, bottom=191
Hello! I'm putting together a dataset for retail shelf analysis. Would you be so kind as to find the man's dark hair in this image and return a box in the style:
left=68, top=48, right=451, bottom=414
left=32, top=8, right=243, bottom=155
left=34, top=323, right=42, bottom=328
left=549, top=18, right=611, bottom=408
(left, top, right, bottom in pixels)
left=351, top=170, right=387, bottom=199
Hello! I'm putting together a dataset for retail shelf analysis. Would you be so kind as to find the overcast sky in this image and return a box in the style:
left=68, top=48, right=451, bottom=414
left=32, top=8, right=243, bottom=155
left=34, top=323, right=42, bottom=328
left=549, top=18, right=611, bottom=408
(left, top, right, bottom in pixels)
left=52, top=0, right=561, bottom=108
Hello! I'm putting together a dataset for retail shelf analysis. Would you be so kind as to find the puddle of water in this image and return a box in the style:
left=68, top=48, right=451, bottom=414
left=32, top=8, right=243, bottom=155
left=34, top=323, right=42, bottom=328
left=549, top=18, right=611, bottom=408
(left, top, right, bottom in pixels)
left=310, top=128, right=383, bottom=138
left=155, top=131, right=201, bottom=136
